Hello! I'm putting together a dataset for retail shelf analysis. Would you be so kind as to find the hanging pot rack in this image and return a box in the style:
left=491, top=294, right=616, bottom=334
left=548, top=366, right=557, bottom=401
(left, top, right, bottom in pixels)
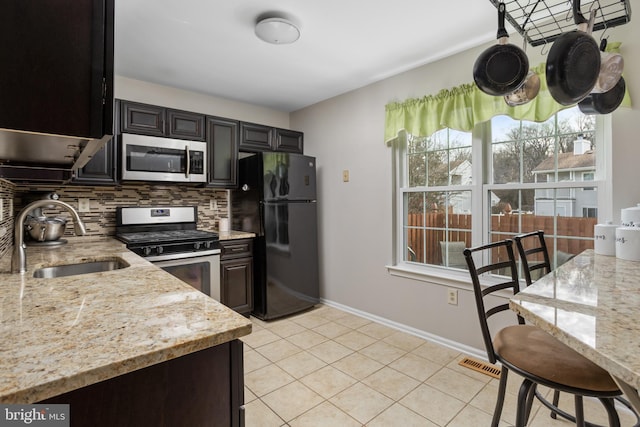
left=488, top=0, right=632, bottom=47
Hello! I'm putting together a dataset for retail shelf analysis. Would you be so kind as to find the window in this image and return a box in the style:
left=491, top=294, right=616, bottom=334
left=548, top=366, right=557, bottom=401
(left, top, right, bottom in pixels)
left=396, top=107, right=600, bottom=274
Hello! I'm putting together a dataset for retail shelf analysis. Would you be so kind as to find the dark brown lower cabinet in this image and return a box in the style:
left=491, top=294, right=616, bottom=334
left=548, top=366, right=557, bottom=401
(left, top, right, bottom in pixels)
left=40, top=340, right=245, bottom=427
left=220, top=239, right=253, bottom=316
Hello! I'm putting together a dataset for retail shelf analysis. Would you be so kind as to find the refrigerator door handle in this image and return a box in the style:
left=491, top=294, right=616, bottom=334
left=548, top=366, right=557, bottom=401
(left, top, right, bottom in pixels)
left=259, top=201, right=265, bottom=236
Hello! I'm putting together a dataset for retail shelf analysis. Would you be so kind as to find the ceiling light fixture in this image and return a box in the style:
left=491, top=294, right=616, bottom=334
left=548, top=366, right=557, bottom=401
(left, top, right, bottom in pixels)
left=255, top=17, right=300, bottom=45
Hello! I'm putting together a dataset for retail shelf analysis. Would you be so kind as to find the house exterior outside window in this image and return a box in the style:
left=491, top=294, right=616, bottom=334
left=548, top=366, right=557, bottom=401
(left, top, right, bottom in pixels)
left=395, top=107, right=600, bottom=276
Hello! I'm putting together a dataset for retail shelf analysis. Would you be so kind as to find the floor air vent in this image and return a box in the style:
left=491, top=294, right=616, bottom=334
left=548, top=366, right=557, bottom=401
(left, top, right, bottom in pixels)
left=458, top=357, right=501, bottom=379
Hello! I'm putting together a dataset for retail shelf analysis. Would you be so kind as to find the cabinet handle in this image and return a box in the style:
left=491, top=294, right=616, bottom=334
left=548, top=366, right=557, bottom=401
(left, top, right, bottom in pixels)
left=185, top=145, right=190, bottom=178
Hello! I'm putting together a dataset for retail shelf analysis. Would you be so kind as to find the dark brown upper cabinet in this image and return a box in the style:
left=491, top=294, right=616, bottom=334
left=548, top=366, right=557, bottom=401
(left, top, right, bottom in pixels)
left=206, top=117, right=238, bottom=188
left=167, top=109, right=206, bottom=141
left=274, top=128, right=304, bottom=153
left=239, top=122, right=303, bottom=154
left=120, top=101, right=206, bottom=141
left=72, top=100, right=121, bottom=186
left=121, top=101, right=166, bottom=136
left=0, top=0, right=114, bottom=156
left=239, top=122, right=272, bottom=152
left=72, top=137, right=118, bottom=185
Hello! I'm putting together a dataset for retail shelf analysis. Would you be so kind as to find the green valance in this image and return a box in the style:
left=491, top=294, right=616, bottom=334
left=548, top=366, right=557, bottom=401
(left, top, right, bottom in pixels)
left=385, top=46, right=631, bottom=145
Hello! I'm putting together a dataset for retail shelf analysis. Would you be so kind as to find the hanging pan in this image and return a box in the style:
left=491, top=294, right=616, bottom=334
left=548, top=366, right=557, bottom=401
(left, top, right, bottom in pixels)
left=578, top=75, right=625, bottom=115
left=546, top=0, right=601, bottom=105
left=473, top=2, right=529, bottom=97
left=504, top=31, right=540, bottom=107
left=591, top=38, right=624, bottom=94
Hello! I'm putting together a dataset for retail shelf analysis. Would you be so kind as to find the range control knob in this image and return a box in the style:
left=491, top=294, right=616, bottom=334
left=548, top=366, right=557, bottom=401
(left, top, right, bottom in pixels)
left=193, top=242, right=201, bottom=250
left=204, top=241, right=212, bottom=249
left=156, top=246, right=164, bottom=255
left=142, top=247, right=152, bottom=256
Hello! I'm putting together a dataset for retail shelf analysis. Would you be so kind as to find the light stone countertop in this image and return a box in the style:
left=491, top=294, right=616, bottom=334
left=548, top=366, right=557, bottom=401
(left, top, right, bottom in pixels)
left=0, top=237, right=252, bottom=403
left=217, top=230, right=255, bottom=240
left=510, top=249, right=640, bottom=391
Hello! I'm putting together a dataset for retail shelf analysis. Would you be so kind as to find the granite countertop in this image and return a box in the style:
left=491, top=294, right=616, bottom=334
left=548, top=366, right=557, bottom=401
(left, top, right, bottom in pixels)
left=0, top=237, right=252, bottom=403
left=510, top=249, right=640, bottom=390
left=217, top=230, right=255, bottom=240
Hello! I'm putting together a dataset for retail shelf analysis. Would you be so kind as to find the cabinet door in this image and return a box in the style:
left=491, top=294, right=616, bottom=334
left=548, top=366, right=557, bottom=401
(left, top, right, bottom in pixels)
left=167, top=109, right=205, bottom=141
left=221, top=258, right=253, bottom=315
left=121, top=101, right=165, bottom=136
left=0, top=0, right=113, bottom=139
left=274, top=129, right=304, bottom=153
left=207, top=117, right=238, bottom=188
left=239, top=122, right=273, bottom=152
left=72, top=137, right=118, bottom=185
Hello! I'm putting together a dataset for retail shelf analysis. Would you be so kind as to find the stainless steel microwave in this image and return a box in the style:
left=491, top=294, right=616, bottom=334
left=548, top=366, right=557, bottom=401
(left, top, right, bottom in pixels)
left=121, top=133, right=207, bottom=183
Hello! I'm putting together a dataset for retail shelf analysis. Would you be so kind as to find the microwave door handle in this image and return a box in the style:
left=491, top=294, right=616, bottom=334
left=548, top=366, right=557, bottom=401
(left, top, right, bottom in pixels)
left=185, top=145, right=190, bottom=178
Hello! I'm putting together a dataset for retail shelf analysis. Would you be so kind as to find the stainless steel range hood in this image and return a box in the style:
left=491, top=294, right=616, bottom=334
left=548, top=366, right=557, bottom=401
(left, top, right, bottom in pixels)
left=0, top=128, right=111, bottom=181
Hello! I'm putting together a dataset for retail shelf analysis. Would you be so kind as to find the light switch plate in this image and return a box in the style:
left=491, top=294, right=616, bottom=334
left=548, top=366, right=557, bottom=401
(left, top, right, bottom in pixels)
left=78, top=198, right=90, bottom=212
left=342, top=170, right=350, bottom=182
left=210, top=199, right=217, bottom=210
left=0, top=199, right=3, bottom=221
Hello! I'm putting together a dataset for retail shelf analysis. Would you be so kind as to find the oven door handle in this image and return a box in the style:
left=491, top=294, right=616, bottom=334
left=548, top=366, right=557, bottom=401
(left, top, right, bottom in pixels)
left=185, top=145, right=191, bottom=178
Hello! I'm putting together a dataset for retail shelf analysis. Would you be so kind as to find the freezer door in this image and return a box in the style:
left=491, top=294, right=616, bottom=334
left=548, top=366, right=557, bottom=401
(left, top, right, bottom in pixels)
left=262, top=153, right=316, bottom=202
left=260, top=200, right=319, bottom=319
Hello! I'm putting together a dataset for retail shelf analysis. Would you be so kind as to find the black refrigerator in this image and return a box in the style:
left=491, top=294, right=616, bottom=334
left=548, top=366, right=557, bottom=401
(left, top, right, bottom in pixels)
left=231, top=152, right=319, bottom=320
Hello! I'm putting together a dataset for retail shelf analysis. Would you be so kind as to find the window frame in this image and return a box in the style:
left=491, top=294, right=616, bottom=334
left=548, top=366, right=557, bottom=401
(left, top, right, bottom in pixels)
left=388, top=112, right=612, bottom=286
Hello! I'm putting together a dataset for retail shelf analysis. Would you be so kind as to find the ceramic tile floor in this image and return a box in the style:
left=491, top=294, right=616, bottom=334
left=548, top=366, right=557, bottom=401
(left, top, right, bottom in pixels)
left=241, top=304, right=638, bottom=426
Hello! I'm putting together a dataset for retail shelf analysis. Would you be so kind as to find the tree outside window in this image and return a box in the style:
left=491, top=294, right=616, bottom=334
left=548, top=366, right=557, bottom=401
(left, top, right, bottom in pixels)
left=399, top=107, right=598, bottom=270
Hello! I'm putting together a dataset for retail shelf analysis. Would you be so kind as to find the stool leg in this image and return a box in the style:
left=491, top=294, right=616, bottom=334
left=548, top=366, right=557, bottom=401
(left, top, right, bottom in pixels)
left=492, top=368, right=509, bottom=427
left=516, top=378, right=536, bottom=427
left=524, top=383, right=537, bottom=423
left=551, top=390, right=560, bottom=419
left=574, top=395, right=585, bottom=427
left=598, top=397, right=621, bottom=427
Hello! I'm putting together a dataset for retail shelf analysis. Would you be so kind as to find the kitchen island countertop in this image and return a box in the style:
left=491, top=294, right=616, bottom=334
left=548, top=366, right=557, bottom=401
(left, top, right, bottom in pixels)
left=0, top=237, right=252, bottom=403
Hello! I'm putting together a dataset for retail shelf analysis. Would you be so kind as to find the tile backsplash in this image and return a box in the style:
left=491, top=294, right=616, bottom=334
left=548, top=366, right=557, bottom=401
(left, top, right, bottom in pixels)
left=0, top=179, right=16, bottom=257
left=11, top=183, right=229, bottom=240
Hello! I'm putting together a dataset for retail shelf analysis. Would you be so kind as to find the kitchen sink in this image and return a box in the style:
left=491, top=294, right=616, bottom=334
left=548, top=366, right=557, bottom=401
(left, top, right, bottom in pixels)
left=33, top=258, right=129, bottom=279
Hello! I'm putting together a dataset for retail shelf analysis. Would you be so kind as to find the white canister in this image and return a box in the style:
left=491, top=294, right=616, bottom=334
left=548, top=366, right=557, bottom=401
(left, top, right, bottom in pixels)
left=594, top=221, right=617, bottom=256
left=218, top=218, right=229, bottom=232
left=621, top=203, right=640, bottom=227
left=615, top=226, right=640, bottom=261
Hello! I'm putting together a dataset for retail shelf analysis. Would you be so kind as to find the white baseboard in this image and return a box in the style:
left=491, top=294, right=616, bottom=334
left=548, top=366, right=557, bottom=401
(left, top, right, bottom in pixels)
left=319, top=298, right=488, bottom=362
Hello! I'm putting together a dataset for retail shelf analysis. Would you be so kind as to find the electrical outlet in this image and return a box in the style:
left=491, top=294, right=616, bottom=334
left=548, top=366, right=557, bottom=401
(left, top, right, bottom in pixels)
left=342, top=170, right=350, bottom=182
left=210, top=199, right=218, bottom=210
left=78, top=198, right=90, bottom=212
left=447, top=289, right=458, bottom=305
left=0, top=199, right=3, bottom=221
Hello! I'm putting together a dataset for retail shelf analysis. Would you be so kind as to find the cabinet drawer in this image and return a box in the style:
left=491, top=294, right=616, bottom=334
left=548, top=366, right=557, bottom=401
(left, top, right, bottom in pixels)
left=220, top=239, right=253, bottom=259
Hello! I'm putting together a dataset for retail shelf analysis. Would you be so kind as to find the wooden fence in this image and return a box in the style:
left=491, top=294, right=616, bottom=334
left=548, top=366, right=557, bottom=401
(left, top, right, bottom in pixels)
left=406, top=213, right=596, bottom=266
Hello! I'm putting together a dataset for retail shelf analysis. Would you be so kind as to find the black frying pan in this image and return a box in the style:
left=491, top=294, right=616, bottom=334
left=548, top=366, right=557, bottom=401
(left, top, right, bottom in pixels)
left=546, top=0, right=601, bottom=105
left=473, top=2, right=529, bottom=97
left=578, top=76, right=625, bottom=115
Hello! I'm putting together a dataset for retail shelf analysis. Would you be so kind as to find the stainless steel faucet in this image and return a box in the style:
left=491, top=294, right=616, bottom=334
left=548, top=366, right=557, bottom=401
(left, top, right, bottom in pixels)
left=12, top=199, right=87, bottom=274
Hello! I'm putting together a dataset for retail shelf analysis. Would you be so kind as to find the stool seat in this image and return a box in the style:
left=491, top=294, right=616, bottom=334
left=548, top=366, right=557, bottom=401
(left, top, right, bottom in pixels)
left=495, top=325, right=619, bottom=393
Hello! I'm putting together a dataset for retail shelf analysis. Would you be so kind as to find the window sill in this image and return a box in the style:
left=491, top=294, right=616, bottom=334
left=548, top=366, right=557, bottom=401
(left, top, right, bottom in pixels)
left=386, top=263, right=473, bottom=290
left=386, top=262, right=516, bottom=298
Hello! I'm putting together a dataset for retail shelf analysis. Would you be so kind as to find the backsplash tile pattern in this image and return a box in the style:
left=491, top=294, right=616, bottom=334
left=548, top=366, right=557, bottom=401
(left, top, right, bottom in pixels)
left=0, top=179, right=16, bottom=257
left=13, top=184, right=229, bottom=238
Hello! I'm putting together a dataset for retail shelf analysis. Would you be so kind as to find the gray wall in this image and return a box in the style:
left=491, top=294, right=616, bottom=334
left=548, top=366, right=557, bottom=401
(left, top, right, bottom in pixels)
left=291, top=23, right=640, bottom=352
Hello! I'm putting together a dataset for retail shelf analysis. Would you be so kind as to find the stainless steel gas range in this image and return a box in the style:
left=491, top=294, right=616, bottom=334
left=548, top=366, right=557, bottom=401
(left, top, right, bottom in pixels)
left=115, top=206, right=221, bottom=300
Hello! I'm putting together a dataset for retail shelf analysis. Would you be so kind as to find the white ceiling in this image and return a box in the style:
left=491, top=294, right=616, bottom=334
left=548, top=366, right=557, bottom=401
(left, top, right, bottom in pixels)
left=114, top=1, right=500, bottom=112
